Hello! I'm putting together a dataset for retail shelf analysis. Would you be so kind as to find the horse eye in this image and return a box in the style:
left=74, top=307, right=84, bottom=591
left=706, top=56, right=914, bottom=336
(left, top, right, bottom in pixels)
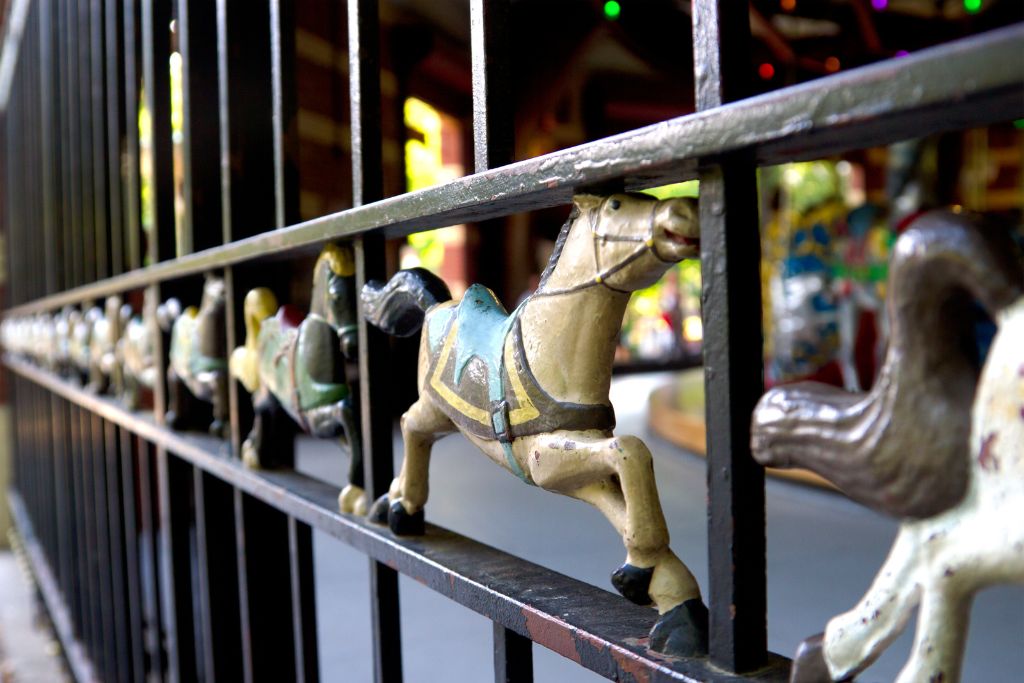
left=609, top=199, right=621, bottom=210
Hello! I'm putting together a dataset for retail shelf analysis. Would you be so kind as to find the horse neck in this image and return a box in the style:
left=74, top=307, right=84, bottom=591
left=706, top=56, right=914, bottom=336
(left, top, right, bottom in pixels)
left=518, top=285, right=630, bottom=405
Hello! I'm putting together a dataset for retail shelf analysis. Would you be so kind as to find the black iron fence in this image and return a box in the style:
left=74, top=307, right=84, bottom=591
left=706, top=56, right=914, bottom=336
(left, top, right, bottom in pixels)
left=1, top=0, right=1022, bottom=681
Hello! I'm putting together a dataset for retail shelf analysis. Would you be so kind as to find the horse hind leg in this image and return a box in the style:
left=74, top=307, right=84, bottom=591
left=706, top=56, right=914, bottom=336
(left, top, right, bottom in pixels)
left=367, top=396, right=454, bottom=535
left=209, top=373, right=229, bottom=439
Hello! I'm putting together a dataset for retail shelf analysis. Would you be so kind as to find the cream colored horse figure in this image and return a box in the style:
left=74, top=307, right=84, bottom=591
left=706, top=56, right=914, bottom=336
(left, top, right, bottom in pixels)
left=751, top=211, right=1024, bottom=683
left=362, top=193, right=708, bottom=656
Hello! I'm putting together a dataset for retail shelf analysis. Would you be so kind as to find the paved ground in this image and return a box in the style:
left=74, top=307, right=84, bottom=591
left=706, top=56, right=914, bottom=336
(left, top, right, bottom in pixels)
left=0, top=545, right=68, bottom=683
left=0, top=373, right=1020, bottom=682
left=297, top=373, right=1024, bottom=683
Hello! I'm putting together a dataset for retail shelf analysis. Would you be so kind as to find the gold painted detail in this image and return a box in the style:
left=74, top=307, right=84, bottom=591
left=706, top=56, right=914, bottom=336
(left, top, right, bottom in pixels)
left=429, top=321, right=540, bottom=430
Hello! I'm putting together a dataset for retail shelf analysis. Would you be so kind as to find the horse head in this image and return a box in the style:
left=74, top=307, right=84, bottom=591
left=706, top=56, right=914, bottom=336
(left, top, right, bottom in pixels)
left=538, top=193, right=699, bottom=296
left=310, top=243, right=358, bottom=357
left=230, top=287, right=279, bottom=393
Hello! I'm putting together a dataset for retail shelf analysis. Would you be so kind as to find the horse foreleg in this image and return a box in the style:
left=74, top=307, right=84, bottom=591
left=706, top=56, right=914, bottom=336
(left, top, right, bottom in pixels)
left=368, top=396, right=453, bottom=534
left=210, top=374, right=229, bottom=439
left=818, top=526, right=921, bottom=681
left=894, top=587, right=969, bottom=683
left=337, top=395, right=367, bottom=515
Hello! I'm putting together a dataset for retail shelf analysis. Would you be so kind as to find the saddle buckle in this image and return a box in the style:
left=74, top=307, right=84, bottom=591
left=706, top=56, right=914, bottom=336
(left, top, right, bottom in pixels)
left=491, top=399, right=512, bottom=444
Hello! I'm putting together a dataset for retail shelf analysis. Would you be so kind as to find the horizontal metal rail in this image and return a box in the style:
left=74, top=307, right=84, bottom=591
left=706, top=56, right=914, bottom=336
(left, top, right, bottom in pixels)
left=4, top=23, right=1022, bottom=317
left=3, top=353, right=790, bottom=683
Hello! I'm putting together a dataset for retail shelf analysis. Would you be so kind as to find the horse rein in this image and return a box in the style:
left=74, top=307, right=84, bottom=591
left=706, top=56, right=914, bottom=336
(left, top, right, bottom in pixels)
left=532, top=198, right=675, bottom=299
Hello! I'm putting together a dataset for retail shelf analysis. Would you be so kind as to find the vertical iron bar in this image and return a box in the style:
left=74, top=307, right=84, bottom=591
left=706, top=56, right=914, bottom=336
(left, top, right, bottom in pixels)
left=77, top=0, right=96, bottom=283
left=692, top=1, right=767, bottom=673
left=104, top=422, right=132, bottom=683
left=91, top=414, right=117, bottom=682
left=289, top=517, right=319, bottom=683
left=233, top=488, right=254, bottom=683
left=121, top=428, right=148, bottom=682
left=90, top=0, right=109, bottom=280
left=137, top=437, right=165, bottom=682
left=470, top=0, right=513, bottom=174
left=238, top=493, right=297, bottom=682
left=493, top=622, right=533, bottom=683
left=38, top=0, right=59, bottom=293
left=124, top=0, right=142, bottom=271
left=195, top=472, right=244, bottom=682
left=176, top=0, right=221, bottom=253
left=348, top=1, right=402, bottom=682
left=156, top=451, right=199, bottom=683
left=141, top=0, right=175, bottom=262
left=105, top=0, right=125, bottom=275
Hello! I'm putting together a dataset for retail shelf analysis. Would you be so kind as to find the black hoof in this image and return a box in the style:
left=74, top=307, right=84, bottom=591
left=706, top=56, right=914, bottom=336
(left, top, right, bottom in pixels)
left=388, top=500, right=425, bottom=536
left=209, top=419, right=227, bottom=439
left=611, top=564, right=654, bottom=606
left=368, top=494, right=391, bottom=525
left=649, top=599, right=709, bottom=658
left=790, top=633, right=841, bottom=683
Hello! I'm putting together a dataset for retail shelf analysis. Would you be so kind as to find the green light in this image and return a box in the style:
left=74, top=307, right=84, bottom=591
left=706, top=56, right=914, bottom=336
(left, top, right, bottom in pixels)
left=1014, top=119, right=1024, bottom=130
left=964, top=0, right=982, bottom=14
left=603, top=0, right=621, bottom=20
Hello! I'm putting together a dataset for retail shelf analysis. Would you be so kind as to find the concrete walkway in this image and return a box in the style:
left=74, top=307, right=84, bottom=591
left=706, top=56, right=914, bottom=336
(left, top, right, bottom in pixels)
left=0, top=544, right=68, bottom=683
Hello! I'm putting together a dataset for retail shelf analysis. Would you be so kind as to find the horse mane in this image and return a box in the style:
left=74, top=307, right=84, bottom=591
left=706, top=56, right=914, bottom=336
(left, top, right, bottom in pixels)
left=537, top=204, right=581, bottom=290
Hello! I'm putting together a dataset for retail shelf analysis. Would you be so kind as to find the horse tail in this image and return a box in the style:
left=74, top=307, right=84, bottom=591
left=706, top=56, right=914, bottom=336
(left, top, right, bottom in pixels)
left=361, top=268, right=452, bottom=337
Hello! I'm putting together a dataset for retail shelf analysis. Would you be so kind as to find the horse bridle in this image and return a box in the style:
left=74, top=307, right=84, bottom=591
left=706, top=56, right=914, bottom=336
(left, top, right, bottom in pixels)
left=533, top=197, right=676, bottom=298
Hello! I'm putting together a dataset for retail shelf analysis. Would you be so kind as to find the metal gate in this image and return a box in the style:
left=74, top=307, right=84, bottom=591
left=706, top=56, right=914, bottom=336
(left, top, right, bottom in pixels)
left=1, top=0, right=1021, bottom=681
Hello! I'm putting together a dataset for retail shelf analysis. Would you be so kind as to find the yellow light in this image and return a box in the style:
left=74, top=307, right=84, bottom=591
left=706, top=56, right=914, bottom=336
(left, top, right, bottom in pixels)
left=683, top=315, right=703, bottom=343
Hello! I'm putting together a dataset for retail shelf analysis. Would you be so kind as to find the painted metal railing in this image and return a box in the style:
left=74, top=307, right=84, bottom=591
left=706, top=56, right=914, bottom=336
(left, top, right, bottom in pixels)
left=0, top=0, right=1022, bottom=681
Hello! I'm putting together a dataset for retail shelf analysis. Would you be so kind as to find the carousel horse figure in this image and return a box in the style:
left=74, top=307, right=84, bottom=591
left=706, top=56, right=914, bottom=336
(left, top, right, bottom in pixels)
left=53, top=306, right=77, bottom=377
left=119, top=290, right=160, bottom=410
left=166, top=275, right=229, bottom=437
left=70, top=306, right=99, bottom=383
left=230, top=244, right=365, bottom=515
left=88, top=296, right=129, bottom=393
left=361, top=193, right=707, bottom=657
left=751, top=211, right=1024, bottom=683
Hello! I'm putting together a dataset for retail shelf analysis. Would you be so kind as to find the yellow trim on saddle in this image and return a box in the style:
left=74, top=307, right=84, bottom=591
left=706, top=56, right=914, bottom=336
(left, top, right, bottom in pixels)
left=429, top=321, right=540, bottom=428
left=504, top=338, right=539, bottom=424
left=430, top=322, right=489, bottom=425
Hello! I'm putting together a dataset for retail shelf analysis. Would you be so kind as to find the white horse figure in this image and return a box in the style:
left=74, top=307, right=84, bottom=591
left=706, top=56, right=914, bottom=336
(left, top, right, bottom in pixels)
left=752, top=211, right=1024, bottom=683
left=362, top=193, right=709, bottom=656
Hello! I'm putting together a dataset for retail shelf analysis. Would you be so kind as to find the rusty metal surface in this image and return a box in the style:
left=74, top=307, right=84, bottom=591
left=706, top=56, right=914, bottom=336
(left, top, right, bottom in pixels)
left=4, top=354, right=790, bottom=682
left=4, top=24, right=1023, bottom=316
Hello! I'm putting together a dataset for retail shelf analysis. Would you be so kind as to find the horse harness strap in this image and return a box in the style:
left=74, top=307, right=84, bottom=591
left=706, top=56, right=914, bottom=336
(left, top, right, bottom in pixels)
left=532, top=200, right=673, bottom=299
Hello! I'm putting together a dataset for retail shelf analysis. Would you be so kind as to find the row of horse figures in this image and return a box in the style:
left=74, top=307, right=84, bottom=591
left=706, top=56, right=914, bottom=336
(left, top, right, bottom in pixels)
left=2, top=193, right=1020, bottom=681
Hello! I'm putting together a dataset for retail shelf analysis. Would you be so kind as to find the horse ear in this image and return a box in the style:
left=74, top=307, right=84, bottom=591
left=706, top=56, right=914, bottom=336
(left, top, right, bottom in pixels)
left=572, top=194, right=603, bottom=214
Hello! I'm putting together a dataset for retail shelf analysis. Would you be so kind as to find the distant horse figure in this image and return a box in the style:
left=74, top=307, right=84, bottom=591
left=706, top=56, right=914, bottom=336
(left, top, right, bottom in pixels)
left=362, top=193, right=708, bottom=656
left=230, top=244, right=365, bottom=515
left=751, top=211, right=1024, bottom=683
left=89, top=296, right=128, bottom=394
left=119, top=289, right=164, bottom=411
left=166, top=275, right=229, bottom=437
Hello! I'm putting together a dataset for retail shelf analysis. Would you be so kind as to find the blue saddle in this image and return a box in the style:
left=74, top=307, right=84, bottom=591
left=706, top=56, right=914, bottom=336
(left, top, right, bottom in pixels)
left=453, top=284, right=517, bottom=405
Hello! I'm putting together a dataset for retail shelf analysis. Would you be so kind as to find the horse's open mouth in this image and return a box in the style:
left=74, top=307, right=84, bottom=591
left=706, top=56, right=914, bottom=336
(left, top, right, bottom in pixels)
left=664, top=229, right=700, bottom=247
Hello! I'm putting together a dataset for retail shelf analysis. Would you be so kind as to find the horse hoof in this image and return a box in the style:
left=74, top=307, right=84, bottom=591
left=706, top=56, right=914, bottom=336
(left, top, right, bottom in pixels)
left=388, top=500, right=425, bottom=536
left=611, top=564, right=654, bottom=606
left=648, top=598, right=709, bottom=658
left=368, top=494, right=391, bottom=524
left=241, top=441, right=261, bottom=469
left=789, top=633, right=839, bottom=683
left=209, top=419, right=227, bottom=439
left=338, top=485, right=367, bottom=516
